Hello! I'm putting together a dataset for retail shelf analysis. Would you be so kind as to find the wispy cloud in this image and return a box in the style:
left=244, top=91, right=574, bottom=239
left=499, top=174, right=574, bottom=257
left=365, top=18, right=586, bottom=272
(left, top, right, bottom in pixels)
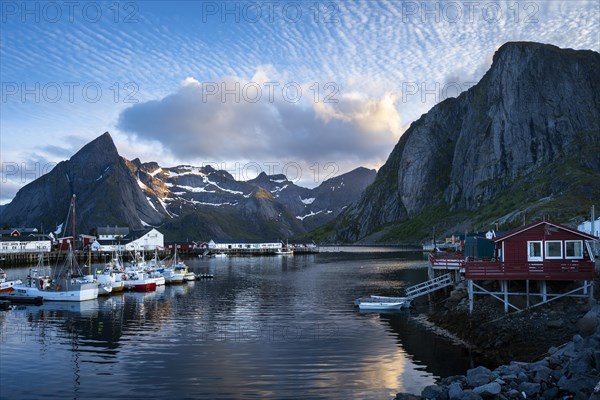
left=1, top=0, right=598, bottom=197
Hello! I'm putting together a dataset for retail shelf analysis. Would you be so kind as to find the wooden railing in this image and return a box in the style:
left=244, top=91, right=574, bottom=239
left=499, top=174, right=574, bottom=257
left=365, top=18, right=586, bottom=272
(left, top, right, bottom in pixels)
left=429, top=253, right=466, bottom=269
left=464, top=259, right=595, bottom=281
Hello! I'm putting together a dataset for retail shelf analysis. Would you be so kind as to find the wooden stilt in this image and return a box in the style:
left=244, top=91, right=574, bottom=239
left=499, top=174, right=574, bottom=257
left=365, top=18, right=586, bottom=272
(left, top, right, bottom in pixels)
left=468, top=280, right=473, bottom=315
left=540, top=281, right=547, bottom=303
left=503, top=281, right=509, bottom=313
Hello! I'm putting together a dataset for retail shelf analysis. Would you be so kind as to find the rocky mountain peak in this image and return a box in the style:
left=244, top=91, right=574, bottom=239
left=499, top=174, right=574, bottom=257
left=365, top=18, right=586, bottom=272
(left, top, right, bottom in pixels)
left=329, top=42, right=600, bottom=242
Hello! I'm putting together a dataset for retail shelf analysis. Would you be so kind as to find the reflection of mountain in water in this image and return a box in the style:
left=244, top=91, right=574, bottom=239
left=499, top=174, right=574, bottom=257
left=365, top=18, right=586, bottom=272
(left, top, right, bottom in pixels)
left=379, top=313, right=495, bottom=380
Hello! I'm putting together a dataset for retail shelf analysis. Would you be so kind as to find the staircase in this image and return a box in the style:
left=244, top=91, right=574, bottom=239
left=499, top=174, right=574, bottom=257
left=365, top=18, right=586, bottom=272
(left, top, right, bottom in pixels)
left=405, top=273, right=453, bottom=299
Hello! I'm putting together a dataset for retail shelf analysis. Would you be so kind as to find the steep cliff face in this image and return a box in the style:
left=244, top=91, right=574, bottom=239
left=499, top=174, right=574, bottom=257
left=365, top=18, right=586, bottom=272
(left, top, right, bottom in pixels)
left=446, top=43, right=600, bottom=210
left=335, top=42, right=600, bottom=242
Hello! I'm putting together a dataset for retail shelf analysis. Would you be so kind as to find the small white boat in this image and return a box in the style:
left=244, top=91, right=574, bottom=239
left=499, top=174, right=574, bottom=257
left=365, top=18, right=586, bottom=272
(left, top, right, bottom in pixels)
left=354, top=295, right=411, bottom=310
left=358, top=301, right=407, bottom=310
left=159, top=267, right=185, bottom=284
left=169, top=247, right=195, bottom=281
left=275, top=249, right=293, bottom=256
left=0, top=268, right=21, bottom=293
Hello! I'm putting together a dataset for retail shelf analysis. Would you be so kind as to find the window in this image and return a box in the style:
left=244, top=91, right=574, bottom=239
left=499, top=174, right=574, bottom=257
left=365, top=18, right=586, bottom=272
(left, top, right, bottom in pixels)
left=565, top=240, right=583, bottom=259
left=545, top=241, right=562, bottom=259
left=527, top=241, right=543, bottom=261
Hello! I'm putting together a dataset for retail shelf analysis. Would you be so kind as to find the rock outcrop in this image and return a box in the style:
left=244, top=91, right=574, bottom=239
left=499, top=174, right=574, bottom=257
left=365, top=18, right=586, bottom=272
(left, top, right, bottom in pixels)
left=395, top=308, right=600, bottom=399
left=334, top=42, right=600, bottom=242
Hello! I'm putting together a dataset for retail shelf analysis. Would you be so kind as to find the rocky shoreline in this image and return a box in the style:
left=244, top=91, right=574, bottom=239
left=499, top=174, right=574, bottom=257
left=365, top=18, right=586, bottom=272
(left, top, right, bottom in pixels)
left=394, top=297, right=600, bottom=399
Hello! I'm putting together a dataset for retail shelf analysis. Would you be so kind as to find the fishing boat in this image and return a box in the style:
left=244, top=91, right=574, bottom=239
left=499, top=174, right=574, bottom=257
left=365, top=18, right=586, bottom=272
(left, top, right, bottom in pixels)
left=123, top=269, right=156, bottom=292
left=81, top=251, right=112, bottom=295
left=104, top=251, right=127, bottom=292
left=170, top=247, right=195, bottom=281
left=10, top=252, right=99, bottom=302
left=275, top=248, right=293, bottom=256
left=129, top=250, right=166, bottom=286
left=8, top=195, right=99, bottom=302
left=96, top=267, right=124, bottom=293
left=159, top=267, right=185, bottom=284
left=0, top=268, right=21, bottom=293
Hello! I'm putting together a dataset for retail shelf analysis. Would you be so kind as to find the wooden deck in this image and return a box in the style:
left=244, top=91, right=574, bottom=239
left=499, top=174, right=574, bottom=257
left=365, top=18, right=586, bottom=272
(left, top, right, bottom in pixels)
left=464, top=260, right=595, bottom=281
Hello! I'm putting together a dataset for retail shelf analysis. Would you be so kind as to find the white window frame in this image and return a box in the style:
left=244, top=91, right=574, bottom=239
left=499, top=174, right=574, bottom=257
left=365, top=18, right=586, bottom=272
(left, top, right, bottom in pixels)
left=544, top=240, right=563, bottom=259
left=527, top=241, right=543, bottom=261
left=564, top=240, right=583, bottom=259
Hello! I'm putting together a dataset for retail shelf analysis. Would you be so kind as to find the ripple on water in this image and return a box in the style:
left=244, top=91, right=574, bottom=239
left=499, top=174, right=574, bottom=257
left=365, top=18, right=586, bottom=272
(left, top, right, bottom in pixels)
left=1, top=252, right=486, bottom=398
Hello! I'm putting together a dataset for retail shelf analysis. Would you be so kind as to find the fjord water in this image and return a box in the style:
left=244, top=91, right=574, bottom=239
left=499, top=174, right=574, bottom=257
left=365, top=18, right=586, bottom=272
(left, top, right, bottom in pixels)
left=0, top=249, right=482, bottom=399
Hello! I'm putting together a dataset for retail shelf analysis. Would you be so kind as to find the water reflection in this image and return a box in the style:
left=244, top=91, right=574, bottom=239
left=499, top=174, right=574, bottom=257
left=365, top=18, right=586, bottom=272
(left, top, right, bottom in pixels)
left=0, top=252, right=485, bottom=399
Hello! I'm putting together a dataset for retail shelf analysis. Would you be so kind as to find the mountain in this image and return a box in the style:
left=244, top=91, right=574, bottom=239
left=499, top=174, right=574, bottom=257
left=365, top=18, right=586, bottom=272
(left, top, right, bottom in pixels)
left=0, top=133, right=163, bottom=235
left=326, top=42, right=600, bottom=243
left=131, top=159, right=375, bottom=240
left=0, top=133, right=375, bottom=240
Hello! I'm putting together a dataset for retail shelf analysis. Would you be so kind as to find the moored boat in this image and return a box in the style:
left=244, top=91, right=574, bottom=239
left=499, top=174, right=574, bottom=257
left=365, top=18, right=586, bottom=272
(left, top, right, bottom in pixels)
left=9, top=254, right=99, bottom=302
left=354, top=295, right=411, bottom=310
left=123, top=270, right=157, bottom=292
left=0, top=268, right=21, bottom=293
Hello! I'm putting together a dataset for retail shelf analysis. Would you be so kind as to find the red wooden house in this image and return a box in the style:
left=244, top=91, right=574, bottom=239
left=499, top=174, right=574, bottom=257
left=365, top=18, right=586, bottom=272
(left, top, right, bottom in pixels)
left=465, top=221, right=597, bottom=281
left=428, top=220, right=598, bottom=313
left=461, top=221, right=598, bottom=313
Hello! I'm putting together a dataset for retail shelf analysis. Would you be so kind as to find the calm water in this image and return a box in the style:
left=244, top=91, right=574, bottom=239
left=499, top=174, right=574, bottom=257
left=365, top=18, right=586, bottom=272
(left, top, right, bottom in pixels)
left=0, top=248, right=485, bottom=399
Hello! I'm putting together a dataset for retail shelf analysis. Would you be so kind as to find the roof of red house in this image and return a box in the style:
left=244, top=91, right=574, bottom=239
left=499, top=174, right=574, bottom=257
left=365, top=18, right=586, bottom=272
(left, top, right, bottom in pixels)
left=493, top=220, right=599, bottom=242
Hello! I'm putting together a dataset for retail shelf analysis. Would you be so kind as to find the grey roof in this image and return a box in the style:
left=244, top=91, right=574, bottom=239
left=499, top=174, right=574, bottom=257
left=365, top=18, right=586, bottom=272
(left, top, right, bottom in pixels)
left=97, top=226, right=130, bottom=236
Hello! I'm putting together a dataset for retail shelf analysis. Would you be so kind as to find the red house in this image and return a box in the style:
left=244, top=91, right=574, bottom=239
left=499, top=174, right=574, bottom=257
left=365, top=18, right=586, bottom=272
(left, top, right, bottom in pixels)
left=465, top=221, right=597, bottom=281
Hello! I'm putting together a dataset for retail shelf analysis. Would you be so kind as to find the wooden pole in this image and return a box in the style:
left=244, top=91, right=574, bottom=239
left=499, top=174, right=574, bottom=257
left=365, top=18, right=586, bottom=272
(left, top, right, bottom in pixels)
left=468, top=280, right=474, bottom=315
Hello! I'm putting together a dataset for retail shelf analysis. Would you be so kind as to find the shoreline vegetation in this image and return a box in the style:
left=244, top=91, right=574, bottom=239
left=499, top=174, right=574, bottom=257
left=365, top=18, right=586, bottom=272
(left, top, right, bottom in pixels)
left=397, top=270, right=600, bottom=399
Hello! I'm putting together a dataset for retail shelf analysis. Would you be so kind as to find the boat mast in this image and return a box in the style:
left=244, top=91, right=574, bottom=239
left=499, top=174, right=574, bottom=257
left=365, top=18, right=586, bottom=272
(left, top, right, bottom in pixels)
left=71, top=194, right=77, bottom=250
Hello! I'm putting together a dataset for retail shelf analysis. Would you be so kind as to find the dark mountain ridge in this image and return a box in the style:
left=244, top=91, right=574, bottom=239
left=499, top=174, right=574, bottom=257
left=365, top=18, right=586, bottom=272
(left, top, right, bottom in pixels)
left=0, top=133, right=376, bottom=240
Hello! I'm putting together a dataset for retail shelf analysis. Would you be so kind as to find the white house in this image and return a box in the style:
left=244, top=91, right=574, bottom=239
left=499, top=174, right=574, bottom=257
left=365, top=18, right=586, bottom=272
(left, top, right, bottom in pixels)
left=578, top=217, right=600, bottom=237
left=208, top=240, right=282, bottom=250
left=0, top=238, right=52, bottom=253
left=97, top=226, right=130, bottom=241
left=124, top=228, right=164, bottom=251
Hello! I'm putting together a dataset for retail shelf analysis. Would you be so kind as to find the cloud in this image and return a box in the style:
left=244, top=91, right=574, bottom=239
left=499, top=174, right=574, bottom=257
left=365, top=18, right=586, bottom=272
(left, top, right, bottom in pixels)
left=117, top=70, right=403, bottom=167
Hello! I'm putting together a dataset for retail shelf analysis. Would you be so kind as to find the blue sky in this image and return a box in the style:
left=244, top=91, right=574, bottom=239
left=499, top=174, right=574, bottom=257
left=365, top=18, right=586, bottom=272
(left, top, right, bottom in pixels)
left=1, top=0, right=599, bottom=203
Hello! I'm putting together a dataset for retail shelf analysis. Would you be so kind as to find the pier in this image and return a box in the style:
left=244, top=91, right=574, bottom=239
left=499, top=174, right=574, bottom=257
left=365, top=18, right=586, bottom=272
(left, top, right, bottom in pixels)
left=0, top=250, right=173, bottom=268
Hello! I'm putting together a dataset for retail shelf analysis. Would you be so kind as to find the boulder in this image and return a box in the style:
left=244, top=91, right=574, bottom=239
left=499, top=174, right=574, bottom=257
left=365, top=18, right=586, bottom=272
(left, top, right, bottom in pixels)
left=558, top=375, right=598, bottom=395
left=541, top=387, right=559, bottom=399
left=472, top=382, right=501, bottom=397
left=466, top=366, right=493, bottom=387
left=576, top=307, right=600, bottom=336
left=546, top=319, right=564, bottom=329
left=455, top=390, right=482, bottom=400
left=531, top=365, right=553, bottom=382
left=448, top=382, right=462, bottom=400
left=421, top=384, right=447, bottom=400
left=518, top=382, right=541, bottom=397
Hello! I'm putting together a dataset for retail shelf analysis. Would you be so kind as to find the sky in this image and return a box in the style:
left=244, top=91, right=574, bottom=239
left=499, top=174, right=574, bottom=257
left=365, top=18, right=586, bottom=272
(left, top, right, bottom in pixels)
left=1, top=0, right=599, bottom=203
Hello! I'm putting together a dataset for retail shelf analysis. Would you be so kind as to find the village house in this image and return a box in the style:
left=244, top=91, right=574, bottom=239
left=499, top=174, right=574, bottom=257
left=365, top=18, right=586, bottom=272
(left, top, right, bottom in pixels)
left=123, top=228, right=164, bottom=251
left=0, top=228, right=39, bottom=238
left=430, top=220, right=598, bottom=313
left=0, top=236, right=52, bottom=253
left=208, top=240, right=282, bottom=251
left=97, top=226, right=130, bottom=241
